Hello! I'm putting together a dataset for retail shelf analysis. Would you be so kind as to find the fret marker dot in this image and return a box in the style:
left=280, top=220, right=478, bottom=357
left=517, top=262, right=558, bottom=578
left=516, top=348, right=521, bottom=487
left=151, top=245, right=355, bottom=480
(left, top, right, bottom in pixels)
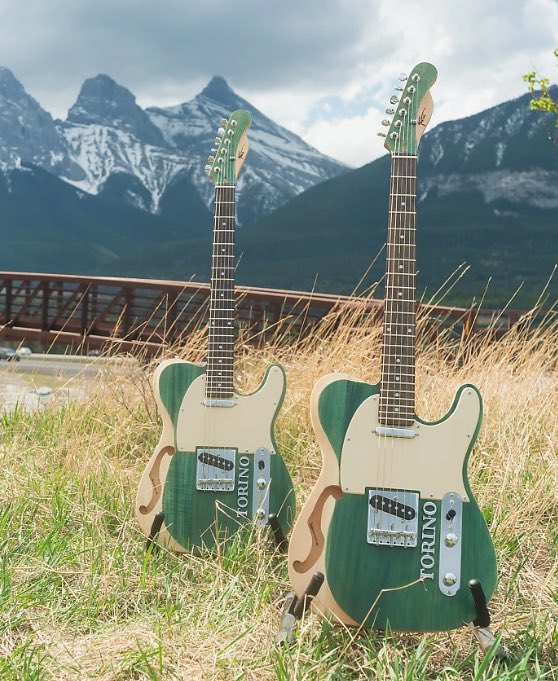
left=400, top=234, right=404, bottom=239
left=395, top=377, right=400, bottom=381
left=396, top=358, right=400, bottom=363
left=399, top=265, right=403, bottom=270
left=398, top=291, right=403, bottom=297
left=395, top=407, right=400, bottom=412
left=395, top=392, right=400, bottom=397
left=402, top=201, right=406, bottom=207
left=407, top=328, right=412, bottom=333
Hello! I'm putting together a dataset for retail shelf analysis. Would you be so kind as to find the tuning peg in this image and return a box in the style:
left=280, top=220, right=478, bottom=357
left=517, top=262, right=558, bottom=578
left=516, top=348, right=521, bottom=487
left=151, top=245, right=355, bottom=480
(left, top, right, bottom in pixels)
left=381, top=119, right=390, bottom=126
left=207, top=156, right=215, bottom=163
left=389, top=95, right=399, bottom=104
left=399, top=73, right=408, bottom=81
left=386, top=108, right=395, bottom=115
left=377, top=132, right=387, bottom=137
left=217, top=127, right=225, bottom=135
left=407, top=86, right=416, bottom=94
left=412, top=73, right=420, bottom=82
left=220, top=118, right=228, bottom=125
left=204, top=164, right=211, bottom=174
left=211, top=147, right=218, bottom=153
left=395, top=86, right=404, bottom=92
left=214, top=136, right=222, bottom=145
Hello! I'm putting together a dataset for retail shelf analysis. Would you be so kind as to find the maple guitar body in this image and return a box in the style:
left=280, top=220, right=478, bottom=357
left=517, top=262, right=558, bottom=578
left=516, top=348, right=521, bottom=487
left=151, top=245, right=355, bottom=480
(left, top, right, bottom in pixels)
left=288, top=374, right=497, bottom=632
left=136, top=359, right=295, bottom=551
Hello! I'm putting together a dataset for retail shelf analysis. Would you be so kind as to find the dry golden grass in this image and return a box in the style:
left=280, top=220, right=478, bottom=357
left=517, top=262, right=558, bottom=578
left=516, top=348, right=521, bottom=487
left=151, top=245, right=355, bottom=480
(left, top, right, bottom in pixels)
left=0, top=301, right=557, bottom=679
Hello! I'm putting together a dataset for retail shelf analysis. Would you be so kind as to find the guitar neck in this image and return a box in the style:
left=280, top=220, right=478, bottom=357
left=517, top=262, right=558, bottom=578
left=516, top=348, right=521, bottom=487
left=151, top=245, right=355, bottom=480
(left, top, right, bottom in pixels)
left=206, top=184, right=236, bottom=399
left=379, top=154, right=417, bottom=427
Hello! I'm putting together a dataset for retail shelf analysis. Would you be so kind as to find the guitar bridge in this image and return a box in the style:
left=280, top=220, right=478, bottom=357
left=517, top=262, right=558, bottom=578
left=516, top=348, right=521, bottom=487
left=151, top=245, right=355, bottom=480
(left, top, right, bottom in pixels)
left=367, top=488, right=419, bottom=547
left=196, top=447, right=236, bottom=491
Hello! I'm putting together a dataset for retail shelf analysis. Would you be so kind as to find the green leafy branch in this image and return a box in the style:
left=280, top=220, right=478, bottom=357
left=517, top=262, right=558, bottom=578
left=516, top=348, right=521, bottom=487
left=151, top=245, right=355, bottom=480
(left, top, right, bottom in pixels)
left=523, top=48, right=558, bottom=124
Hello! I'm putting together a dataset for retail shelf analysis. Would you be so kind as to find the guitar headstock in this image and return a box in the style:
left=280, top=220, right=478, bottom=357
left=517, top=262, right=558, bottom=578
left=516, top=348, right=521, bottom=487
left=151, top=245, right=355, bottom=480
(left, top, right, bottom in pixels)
left=204, top=109, right=252, bottom=185
left=380, top=63, right=437, bottom=155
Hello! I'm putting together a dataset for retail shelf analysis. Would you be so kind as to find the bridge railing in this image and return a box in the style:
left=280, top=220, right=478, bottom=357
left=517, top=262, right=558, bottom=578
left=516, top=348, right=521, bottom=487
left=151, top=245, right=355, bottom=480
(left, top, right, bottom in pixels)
left=0, top=272, right=552, bottom=354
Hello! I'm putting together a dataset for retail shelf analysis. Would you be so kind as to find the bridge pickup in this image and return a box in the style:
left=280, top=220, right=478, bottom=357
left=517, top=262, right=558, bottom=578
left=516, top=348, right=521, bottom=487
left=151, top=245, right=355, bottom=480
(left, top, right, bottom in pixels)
left=197, top=451, right=234, bottom=471
left=369, top=494, right=416, bottom=521
left=196, top=447, right=236, bottom=491
left=367, top=488, right=419, bottom=547
left=375, top=426, right=416, bottom=439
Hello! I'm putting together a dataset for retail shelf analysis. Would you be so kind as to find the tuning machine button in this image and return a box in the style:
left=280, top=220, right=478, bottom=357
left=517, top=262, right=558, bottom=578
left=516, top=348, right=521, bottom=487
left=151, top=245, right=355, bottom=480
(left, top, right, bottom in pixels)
left=217, top=127, right=225, bottom=135
left=204, top=164, right=211, bottom=174
left=214, top=136, right=222, bottom=145
left=381, top=119, right=390, bottom=126
left=399, top=73, right=408, bottom=81
left=220, top=118, right=228, bottom=125
left=377, top=132, right=387, bottom=137
left=389, top=95, right=399, bottom=104
left=386, top=108, right=395, bottom=115
left=207, top=156, right=215, bottom=163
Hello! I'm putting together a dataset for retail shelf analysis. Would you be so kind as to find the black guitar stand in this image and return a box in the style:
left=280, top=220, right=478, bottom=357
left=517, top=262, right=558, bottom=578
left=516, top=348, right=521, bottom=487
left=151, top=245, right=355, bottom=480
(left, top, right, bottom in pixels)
left=276, top=571, right=324, bottom=644
left=145, top=511, right=165, bottom=554
left=468, top=579, right=507, bottom=659
left=267, top=513, right=289, bottom=552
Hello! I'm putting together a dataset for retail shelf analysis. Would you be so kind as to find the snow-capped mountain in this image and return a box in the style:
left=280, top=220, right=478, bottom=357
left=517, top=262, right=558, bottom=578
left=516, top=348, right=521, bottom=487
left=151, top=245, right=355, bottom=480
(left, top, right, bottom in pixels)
left=417, top=87, right=558, bottom=210
left=146, top=76, right=348, bottom=222
left=0, top=68, right=348, bottom=223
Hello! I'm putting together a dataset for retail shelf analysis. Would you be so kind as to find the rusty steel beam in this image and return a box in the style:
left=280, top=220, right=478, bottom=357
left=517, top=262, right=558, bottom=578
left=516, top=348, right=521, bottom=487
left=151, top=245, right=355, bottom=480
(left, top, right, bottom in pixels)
left=0, top=271, right=555, bottom=355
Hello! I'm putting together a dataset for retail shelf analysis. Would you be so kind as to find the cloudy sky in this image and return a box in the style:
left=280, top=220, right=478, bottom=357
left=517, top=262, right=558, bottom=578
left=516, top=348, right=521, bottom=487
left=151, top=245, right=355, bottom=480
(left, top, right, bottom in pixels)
left=0, top=0, right=557, bottom=166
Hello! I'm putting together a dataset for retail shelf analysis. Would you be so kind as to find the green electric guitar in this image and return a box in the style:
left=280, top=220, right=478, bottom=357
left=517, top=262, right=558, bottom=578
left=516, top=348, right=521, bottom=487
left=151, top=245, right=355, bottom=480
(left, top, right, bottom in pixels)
left=136, top=110, right=295, bottom=551
left=287, top=64, right=497, bottom=631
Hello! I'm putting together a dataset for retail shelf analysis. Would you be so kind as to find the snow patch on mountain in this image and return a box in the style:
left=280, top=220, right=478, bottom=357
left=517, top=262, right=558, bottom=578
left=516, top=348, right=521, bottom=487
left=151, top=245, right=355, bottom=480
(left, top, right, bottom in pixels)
left=58, top=122, right=189, bottom=210
left=422, top=169, right=558, bottom=209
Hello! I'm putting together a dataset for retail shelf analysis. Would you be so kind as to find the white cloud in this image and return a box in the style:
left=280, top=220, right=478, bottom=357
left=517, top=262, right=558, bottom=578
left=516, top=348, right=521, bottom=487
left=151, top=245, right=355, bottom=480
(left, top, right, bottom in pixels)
left=0, top=0, right=556, bottom=164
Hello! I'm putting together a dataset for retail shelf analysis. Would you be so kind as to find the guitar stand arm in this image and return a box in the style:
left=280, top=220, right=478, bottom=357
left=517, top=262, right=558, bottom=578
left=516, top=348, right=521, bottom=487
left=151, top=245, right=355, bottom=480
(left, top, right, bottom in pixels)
left=268, top=513, right=288, bottom=552
left=145, top=511, right=165, bottom=554
left=276, top=571, right=324, bottom=645
left=468, top=579, right=507, bottom=660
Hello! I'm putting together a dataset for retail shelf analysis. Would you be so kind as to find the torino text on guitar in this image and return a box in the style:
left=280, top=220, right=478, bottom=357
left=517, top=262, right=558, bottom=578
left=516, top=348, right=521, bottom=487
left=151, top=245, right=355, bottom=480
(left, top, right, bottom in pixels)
left=136, top=110, right=295, bottom=551
left=287, top=64, right=497, bottom=632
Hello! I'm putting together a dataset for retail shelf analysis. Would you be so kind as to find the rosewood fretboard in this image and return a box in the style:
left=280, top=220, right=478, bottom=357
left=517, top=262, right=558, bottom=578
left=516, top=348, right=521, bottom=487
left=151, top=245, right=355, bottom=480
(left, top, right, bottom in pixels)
left=379, top=154, right=417, bottom=428
left=206, top=184, right=236, bottom=399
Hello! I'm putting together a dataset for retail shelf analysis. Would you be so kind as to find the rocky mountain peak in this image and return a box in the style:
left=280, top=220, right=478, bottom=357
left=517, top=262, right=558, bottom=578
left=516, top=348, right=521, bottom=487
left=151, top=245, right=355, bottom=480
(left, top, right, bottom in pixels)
left=67, top=74, right=166, bottom=146
left=198, top=75, right=241, bottom=108
left=0, top=66, right=74, bottom=173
